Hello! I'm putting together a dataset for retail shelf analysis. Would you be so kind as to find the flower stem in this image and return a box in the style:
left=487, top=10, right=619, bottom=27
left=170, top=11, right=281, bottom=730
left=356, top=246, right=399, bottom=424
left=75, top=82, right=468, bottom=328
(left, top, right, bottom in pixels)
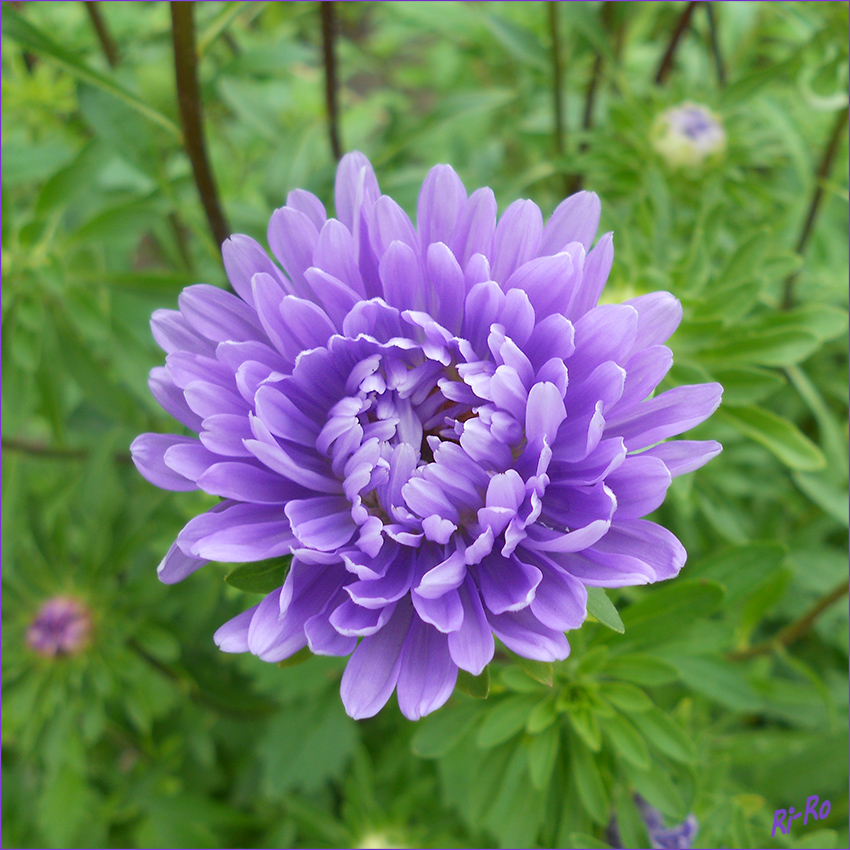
left=2, top=436, right=132, bottom=464
left=170, top=1, right=230, bottom=249
left=320, top=0, right=343, bottom=161
left=83, top=1, right=119, bottom=68
left=704, top=2, right=725, bottom=86
left=548, top=0, right=566, bottom=164
left=728, top=577, right=849, bottom=660
left=655, top=1, right=700, bottom=85
left=782, top=107, right=848, bottom=309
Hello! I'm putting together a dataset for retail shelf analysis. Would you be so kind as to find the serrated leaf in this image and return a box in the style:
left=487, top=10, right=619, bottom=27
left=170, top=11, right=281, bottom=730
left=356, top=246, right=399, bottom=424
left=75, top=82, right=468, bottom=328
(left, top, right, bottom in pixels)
left=602, top=654, right=680, bottom=686
left=630, top=707, right=695, bottom=764
left=598, top=682, right=653, bottom=713
left=586, top=587, right=625, bottom=633
left=513, top=653, right=554, bottom=686
left=224, top=555, right=291, bottom=593
left=456, top=666, right=490, bottom=699
left=477, top=694, right=536, bottom=749
left=616, top=579, right=726, bottom=648
left=720, top=406, right=826, bottom=471
left=411, top=700, right=483, bottom=759
left=528, top=721, right=560, bottom=790
left=602, top=712, right=651, bottom=770
left=569, top=729, right=610, bottom=826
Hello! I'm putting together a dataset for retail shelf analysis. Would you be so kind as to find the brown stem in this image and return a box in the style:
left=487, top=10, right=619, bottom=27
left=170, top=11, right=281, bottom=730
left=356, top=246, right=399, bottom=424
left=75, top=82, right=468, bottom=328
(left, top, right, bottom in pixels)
left=320, top=1, right=343, bottom=161
left=704, top=2, right=725, bottom=87
left=170, top=1, right=230, bottom=248
left=728, top=578, right=849, bottom=661
left=2, top=436, right=132, bottom=464
left=655, top=1, right=700, bottom=85
left=548, top=1, right=565, bottom=163
left=83, top=1, right=119, bottom=68
left=782, top=108, right=848, bottom=309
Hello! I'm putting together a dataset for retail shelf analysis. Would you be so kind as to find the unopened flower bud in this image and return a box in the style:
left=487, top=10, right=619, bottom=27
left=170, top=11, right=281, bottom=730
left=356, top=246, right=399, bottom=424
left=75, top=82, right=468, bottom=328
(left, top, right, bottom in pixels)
left=26, top=596, right=92, bottom=657
left=652, top=102, right=727, bottom=169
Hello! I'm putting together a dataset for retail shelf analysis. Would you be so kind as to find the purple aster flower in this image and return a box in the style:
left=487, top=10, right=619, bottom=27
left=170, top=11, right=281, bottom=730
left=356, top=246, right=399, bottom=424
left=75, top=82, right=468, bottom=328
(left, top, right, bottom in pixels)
left=652, top=102, right=727, bottom=169
left=131, top=153, right=722, bottom=720
left=27, top=596, right=92, bottom=657
left=636, top=796, right=699, bottom=849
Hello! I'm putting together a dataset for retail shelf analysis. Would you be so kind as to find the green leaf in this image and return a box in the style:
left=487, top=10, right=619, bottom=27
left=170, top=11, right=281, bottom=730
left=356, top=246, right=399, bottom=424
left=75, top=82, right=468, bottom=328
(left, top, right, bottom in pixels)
left=512, top=653, right=554, bottom=686
left=482, top=13, right=548, bottom=71
left=598, top=682, right=653, bottom=713
left=411, top=700, right=483, bottom=759
left=710, top=366, right=786, bottom=406
left=687, top=542, right=787, bottom=603
left=719, top=406, right=826, bottom=471
left=630, top=707, right=695, bottom=764
left=569, top=729, right=610, bottom=826
left=2, top=8, right=180, bottom=138
left=568, top=834, right=613, bottom=850
left=622, top=759, right=687, bottom=821
left=528, top=722, right=560, bottom=790
left=277, top=646, right=313, bottom=668
left=456, top=666, right=490, bottom=699
left=602, top=654, right=680, bottom=686
left=601, top=712, right=650, bottom=770
left=616, top=579, right=726, bottom=648
left=700, top=329, right=821, bottom=367
left=224, top=555, right=291, bottom=594
left=792, top=471, right=850, bottom=526
left=477, top=694, right=536, bottom=749
left=526, top=696, right=558, bottom=734
left=586, top=587, right=625, bottom=633
left=567, top=704, right=601, bottom=752
left=665, top=656, right=764, bottom=712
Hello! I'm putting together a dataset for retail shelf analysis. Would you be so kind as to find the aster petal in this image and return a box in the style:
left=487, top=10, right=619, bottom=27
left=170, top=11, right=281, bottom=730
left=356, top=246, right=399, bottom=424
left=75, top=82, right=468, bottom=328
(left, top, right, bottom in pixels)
left=179, top=284, right=266, bottom=344
left=285, top=496, right=357, bottom=551
left=412, top=587, right=464, bottom=633
left=590, top=519, right=686, bottom=582
left=416, top=549, right=468, bottom=598
left=222, top=234, right=286, bottom=309
left=477, top=552, right=542, bottom=614
left=605, top=383, right=723, bottom=449
left=131, top=433, right=200, bottom=491
left=570, top=231, right=613, bottom=319
left=641, top=439, right=723, bottom=476
left=340, top=600, right=413, bottom=719
left=417, top=164, right=467, bottom=250
left=397, top=616, right=458, bottom=720
left=334, top=151, right=380, bottom=232
left=148, top=367, right=203, bottom=431
left=624, top=291, right=683, bottom=352
left=380, top=240, right=426, bottom=312
left=214, top=605, right=258, bottom=653
left=616, top=345, right=674, bottom=412
left=286, top=188, right=327, bottom=231
left=197, top=461, right=307, bottom=503
left=527, top=555, right=588, bottom=631
left=150, top=309, right=216, bottom=357
left=570, top=304, right=638, bottom=378
left=312, top=218, right=366, bottom=295
left=157, top=540, right=210, bottom=584
left=268, top=206, right=319, bottom=299
left=464, top=280, right=506, bottom=354
left=505, top=251, right=578, bottom=319
left=526, top=381, right=567, bottom=445
left=179, top=501, right=295, bottom=562
left=487, top=606, right=570, bottom=662
left=540, top=190, right=601, bottom=254
left=163, top=441, right=222, bottom=482
left=426, top=241, right=465, bottom=334
left=367, top=194, right=419, bottom=258
left=453, top=187, right=496, bottom=267
left=605, top=455, right=671, bottom=519
left=447, top=576, right=495, bottom=675
left=491, top=199, right=543, bottom=283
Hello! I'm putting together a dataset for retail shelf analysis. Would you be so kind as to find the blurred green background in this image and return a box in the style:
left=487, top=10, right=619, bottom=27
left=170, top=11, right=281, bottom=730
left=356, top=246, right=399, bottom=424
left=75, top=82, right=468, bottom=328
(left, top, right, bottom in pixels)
left=2, top=2, right=848, bottom=848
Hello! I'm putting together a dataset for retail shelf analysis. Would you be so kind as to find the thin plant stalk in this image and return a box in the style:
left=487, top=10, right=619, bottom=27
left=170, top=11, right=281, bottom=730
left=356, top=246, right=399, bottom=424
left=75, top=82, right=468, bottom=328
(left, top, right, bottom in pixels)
left=170, top=1, right=230, bottom=249
left=548, top=0, right=566, bottom=164
left=782, top=108, right=848, bottom=308
left=83, top=0, right=119, bottom=68
left=655, top=1, right=700, bottom=85
left=320, top=0, right=343, bottom=161
left=704, top=2, right=725, bottom=86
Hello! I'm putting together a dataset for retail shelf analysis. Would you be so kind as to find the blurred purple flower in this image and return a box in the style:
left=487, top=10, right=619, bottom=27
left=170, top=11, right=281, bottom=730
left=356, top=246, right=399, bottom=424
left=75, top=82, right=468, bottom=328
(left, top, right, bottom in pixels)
left=636, top=796, right=699, bottom=849
left=132, top=153, right=722, bottom=720
left=27, top=596, right=92, bottom=657
left=652, top=102, right=727, bottom=169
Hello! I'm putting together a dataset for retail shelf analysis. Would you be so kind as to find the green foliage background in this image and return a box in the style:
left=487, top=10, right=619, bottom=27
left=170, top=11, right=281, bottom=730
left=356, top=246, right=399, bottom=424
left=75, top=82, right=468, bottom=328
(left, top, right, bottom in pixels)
left=2, top=2, right=848, bottom=848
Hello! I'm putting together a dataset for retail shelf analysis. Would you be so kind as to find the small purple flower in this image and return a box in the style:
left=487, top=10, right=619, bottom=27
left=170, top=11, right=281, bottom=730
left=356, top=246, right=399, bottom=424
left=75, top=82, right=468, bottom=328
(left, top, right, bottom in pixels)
left=652, top=102, right=727, bottom=169
left=636, top=796, right=699, bottom=850
left=132, top=154, right=722, bottom=720
left=27, top=596, right=92, bottom=657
